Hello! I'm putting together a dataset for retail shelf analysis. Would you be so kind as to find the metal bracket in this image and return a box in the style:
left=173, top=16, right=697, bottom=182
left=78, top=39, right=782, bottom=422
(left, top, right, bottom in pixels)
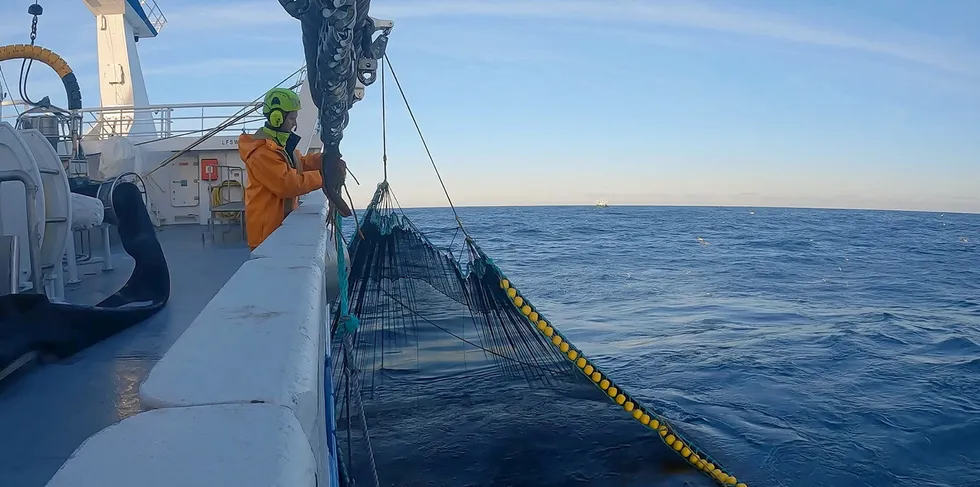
left=356, top=16, right=393, bottom=86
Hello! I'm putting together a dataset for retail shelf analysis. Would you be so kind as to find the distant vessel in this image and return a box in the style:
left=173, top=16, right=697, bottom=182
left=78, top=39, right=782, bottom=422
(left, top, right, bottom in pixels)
left=595, top=199, right=609, bottom=208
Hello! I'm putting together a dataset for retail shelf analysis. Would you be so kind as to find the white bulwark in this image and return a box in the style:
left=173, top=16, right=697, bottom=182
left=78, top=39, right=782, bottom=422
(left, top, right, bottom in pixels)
left=44, top=191, right=339, bottom=487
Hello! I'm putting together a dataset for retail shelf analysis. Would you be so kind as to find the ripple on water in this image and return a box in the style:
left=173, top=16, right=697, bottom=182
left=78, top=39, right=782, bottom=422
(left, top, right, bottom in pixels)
left=349, top=206, right=980, bottom=487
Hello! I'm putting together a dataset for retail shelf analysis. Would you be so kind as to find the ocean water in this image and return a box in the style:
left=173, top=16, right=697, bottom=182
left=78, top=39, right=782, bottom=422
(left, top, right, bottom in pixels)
left=346, top=205, right=980, bottom=487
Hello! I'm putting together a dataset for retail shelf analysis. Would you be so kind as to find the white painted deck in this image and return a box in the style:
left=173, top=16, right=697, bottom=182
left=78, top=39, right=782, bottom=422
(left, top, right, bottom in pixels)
left=0, top=222, right=251, bottom=487
left=11, top=191, right=338, bottom=487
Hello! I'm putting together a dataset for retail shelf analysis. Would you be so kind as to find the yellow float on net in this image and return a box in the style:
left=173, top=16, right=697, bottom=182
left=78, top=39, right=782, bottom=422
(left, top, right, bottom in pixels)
left=500, top=275, right=744, bottom=487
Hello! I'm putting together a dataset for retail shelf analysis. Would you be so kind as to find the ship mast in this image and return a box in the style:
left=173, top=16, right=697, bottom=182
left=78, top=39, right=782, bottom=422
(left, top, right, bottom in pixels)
left=81, top=0, right=167, bottom=140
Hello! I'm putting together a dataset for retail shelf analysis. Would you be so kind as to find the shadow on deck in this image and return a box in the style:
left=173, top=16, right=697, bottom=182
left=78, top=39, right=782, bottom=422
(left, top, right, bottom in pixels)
left=0, top=224, right=250, bottom=487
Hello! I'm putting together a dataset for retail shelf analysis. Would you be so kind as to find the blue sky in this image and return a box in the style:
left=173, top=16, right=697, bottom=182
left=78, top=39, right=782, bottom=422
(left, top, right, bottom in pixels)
left=1, top=0, right=978, bottom=212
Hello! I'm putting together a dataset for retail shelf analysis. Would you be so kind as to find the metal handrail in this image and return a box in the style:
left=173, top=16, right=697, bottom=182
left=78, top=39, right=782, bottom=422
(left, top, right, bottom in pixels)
left=1, top=64, right=307, bottom=141
left=138, top=0, right=168, bottom=34
left=2, top=100, right=261, bottom=111
left=91, top=101, right=262, bottom=110
left=2, top=101, right=269, bottom=141
left=1, top=66, right=308, bottom=145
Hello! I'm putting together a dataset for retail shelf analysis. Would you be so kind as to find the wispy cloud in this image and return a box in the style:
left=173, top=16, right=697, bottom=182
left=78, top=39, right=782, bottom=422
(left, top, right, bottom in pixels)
left=540, top=24, right=706, bottom=52
left=373, top=0, right=980, bottom=79
left=143, top=58, right=302, bottom=77
left=163, top=1, right=295, bottom=31
left=159, top=0, right=980, bottom=80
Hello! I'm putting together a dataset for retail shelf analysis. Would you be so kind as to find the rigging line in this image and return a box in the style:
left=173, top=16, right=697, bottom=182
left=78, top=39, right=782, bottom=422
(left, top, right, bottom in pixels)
left=383, top=54, right=469, bottom=239
left=0, top=65, right=21, bottom=116
left=343, top=184, right=365, bottom=242
left=381, top=56, right=388, bottom=182
left=336, top=224, right=351, bottom=249
left=388, top=186, right=407, bottom=217
left=144, top=70, right=305, bottom=175
left=345, top=166, right=360, bottom=186
left=145, top=107, right=260, bottom=175
left=18, top=59, right=38, bottom=107
left=133, top=120, right=257, bottom=145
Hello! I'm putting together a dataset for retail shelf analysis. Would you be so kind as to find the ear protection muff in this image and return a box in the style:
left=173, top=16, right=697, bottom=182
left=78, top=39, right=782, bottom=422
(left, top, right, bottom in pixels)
left=267, top=96, right=285, bottom=128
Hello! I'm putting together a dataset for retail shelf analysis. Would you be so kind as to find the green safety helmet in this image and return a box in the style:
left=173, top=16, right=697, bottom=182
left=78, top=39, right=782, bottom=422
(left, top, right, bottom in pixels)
left=263, top=88, right=302, bottom=129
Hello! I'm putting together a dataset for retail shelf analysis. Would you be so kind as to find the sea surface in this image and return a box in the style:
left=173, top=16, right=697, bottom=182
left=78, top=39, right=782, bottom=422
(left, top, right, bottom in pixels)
left=345, top=205, right=980, bottom=487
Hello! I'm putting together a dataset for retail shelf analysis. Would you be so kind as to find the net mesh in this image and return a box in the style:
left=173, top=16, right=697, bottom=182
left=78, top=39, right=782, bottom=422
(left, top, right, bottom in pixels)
left=329, top=184, right=743, bottom=487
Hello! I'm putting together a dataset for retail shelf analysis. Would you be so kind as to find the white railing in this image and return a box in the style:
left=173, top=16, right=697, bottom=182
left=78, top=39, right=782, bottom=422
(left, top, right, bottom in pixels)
left=137, top=0, right=168, bottom=35
left=1, top=101, right=265, bottom=152
left=82, top=101, right=265, bottom=140
left=0, top=67, right=308, bottom=143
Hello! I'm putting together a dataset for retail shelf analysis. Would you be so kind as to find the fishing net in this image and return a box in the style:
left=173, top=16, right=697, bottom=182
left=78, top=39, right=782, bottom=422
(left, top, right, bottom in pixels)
left=329, top=183, right=746, bottom=487
left=277, top=3, right=745, bottom=482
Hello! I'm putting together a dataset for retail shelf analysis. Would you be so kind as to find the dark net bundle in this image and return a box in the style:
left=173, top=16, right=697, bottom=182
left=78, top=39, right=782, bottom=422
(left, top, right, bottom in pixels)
left=330, top=184, right=742, bottom=487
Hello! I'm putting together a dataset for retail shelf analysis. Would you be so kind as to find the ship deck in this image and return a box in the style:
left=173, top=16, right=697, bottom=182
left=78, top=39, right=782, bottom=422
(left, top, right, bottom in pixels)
left=0, top=224, right=250, bottom=487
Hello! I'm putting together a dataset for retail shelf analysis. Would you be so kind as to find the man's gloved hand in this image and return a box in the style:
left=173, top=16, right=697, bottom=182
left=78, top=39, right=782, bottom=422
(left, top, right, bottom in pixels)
left=322, top=155, right=347, bottom=188
left=320, top=154, right=353, bottom=218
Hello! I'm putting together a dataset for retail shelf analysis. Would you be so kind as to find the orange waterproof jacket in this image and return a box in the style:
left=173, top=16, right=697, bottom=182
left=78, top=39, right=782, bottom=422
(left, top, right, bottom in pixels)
left=238, top=134, right=323, bottom=250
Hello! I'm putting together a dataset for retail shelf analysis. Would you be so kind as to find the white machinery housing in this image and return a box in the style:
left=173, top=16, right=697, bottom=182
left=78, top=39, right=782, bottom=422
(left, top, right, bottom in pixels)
left=0, top=121, right=105, bottom=300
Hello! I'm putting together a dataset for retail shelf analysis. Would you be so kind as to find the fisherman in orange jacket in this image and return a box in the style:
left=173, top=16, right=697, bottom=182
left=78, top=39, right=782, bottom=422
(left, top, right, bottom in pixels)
left=238, top=87, right=339, bottom=250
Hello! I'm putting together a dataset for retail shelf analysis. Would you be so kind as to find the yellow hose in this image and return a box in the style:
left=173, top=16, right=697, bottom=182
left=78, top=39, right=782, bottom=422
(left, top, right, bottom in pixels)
left=0, top=44, right=82, bottom=110
left=210, top=180, right=243, bottom=221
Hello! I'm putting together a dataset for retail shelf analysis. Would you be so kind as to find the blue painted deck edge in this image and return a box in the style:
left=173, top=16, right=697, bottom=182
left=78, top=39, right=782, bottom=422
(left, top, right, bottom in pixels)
left=127, top=0, right=158, bottom=37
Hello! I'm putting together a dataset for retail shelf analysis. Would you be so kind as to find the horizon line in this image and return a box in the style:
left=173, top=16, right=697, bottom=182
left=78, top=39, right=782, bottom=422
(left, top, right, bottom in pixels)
left=342, top=202, right=980, bottom=216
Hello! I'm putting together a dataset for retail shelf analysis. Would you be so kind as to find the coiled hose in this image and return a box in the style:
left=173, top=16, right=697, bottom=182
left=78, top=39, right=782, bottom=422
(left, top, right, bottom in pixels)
left=210, top=180, right=242, bottom=221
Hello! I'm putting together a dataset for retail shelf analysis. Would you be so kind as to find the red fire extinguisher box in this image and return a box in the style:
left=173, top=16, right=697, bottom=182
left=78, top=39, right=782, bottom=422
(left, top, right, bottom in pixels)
left=201, top=158, right=218, bottom=181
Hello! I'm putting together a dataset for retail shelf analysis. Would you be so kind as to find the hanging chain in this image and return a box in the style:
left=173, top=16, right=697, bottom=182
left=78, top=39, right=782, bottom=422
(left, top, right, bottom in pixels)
left=18, top=1, right=44, bottom=107
left=28, top=2, right=43, bottom=45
